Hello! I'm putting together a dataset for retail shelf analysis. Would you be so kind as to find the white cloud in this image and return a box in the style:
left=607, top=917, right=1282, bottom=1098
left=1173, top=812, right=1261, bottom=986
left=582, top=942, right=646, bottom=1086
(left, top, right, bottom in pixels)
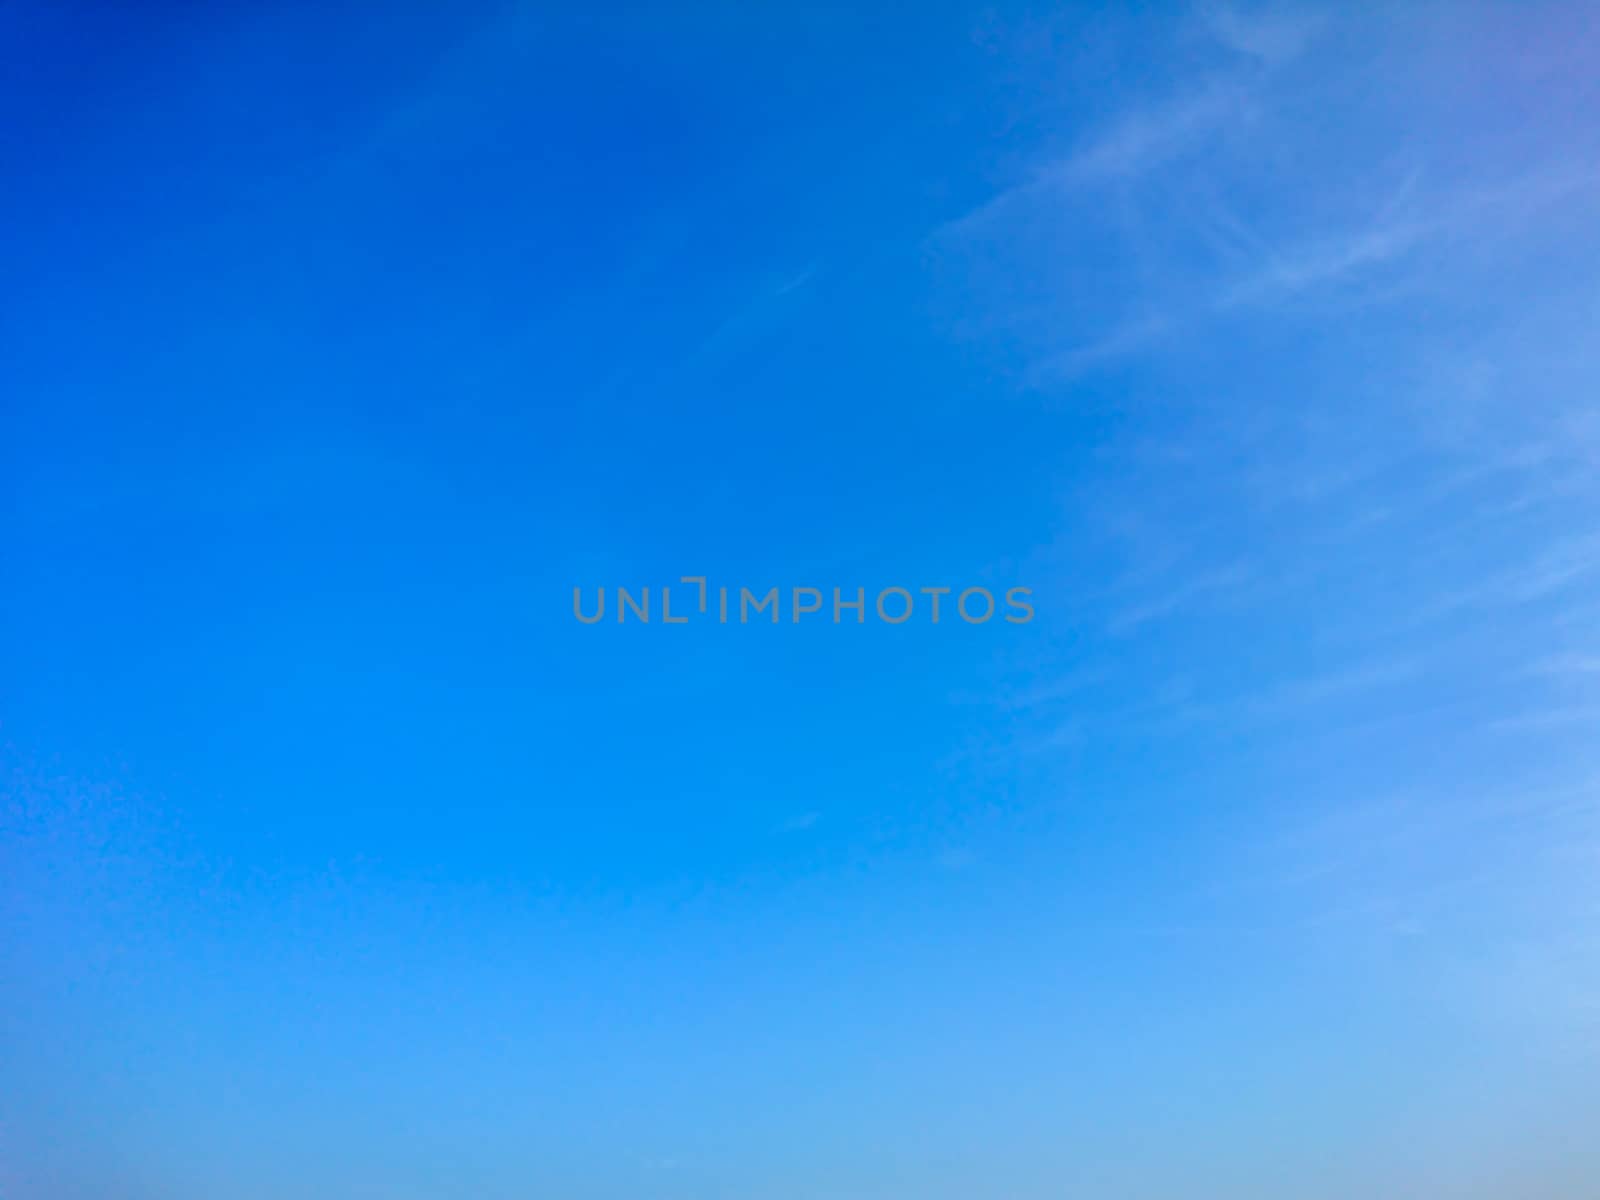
left=1108, top=563, right=1255, bottom=633
left=1028, top=314, right=1173, bottom=382
left=1531, top=655, right=1600, bottom=677
left=1062, top=82, right=1253, bottom=183
left=1202, top=3, right=1324, bottom=65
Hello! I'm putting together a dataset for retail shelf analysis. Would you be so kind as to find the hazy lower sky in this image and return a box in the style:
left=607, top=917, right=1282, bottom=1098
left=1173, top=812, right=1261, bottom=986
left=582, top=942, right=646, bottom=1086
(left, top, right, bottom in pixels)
left=4, top=2, right=1599, bottom=1197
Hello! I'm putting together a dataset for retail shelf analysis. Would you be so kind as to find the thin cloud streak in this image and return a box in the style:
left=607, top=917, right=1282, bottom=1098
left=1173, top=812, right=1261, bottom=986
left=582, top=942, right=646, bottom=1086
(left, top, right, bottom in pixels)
left=1202, top=3, right=1325, bottom=65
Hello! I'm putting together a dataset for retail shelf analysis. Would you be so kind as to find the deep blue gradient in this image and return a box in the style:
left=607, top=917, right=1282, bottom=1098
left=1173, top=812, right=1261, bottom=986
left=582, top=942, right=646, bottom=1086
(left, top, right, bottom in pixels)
left=5, top=3, right=1600, bottom=1197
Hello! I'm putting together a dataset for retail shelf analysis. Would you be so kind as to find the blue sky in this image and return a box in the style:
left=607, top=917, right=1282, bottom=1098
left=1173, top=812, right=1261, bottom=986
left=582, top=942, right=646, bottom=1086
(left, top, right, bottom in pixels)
left=3, top=2, right=1600, bottom=1196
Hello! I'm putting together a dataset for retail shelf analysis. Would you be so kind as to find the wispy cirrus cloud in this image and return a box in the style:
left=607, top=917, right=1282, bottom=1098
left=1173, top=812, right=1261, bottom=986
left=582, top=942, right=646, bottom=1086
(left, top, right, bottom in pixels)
left=999, top=153, right=1600, bottom=387
left=1106, top=562, right=1256, bottom=634
left=1060, top=81, right=1255, bottom=184
left=944, top=84, right=1254, bottom=247
left=1026, top=313, right=1173, bottom=383
left=1426, top=533, right=1600, bottom=619
left=1220, top=162, right=1600, bottom=308
left=938, top=1, right=1600, bottom=392
left=1491, top=706, right=1600, bottom=732
left=1530, top=655, right=1600, bottom=677
left=941, top=7, right=1309, bottom=235
left=1201, top=3, right=1324, bottom=66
